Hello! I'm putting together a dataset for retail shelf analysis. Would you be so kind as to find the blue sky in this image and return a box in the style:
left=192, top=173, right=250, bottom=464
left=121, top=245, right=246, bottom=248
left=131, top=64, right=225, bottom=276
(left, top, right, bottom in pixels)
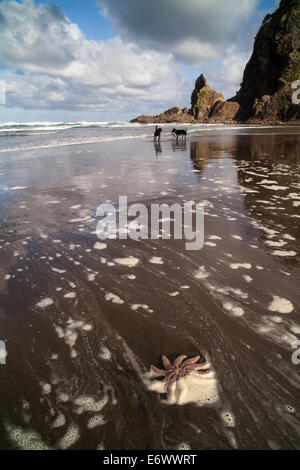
left=0, top=0, right=279, bottom=122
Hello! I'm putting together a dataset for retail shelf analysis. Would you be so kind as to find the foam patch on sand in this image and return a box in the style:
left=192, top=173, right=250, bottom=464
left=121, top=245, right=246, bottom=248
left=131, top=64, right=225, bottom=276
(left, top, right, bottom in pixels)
left=176, top=442, right=191, bottom=450
left=5, top=423, right=52, bottom=450
left=149, top=257, right=164, bottom=265
left=57, top=423, right=80, bottom=449
left=105, top=292, right=124, bottom=304
left=87, top=414, right=106, bottom=429
left=221, top=411, right=236, bottom=427
left=268, top=296, right=294, bottom=314
left=272, top=250, right=296, bottom=257
left=55, top=319, right=93, bottom=357
left=222, top=302, right=244, bottom=317
left=36, top=297, right=54, bottom=309
left=195, top=265, right=210, bottom=280
left=40, top=382, right=51, bottom=395
left=51, top=267, right=66, bottom=274
left=265, top=240, right=287, bottom=247
left=131, top=304, right=153, bottom=313
left=242, top=275, right=253, bottom=283
left=145, top=369, right=219, bottom=407
left=230, top=263, right=251, bottom=270
left=114, top=257, right=139, bottom=267
left=94, top=242, right=107, bottom=250
left=99, top=346, right=112, bottom=361
left=73, top=395, right=109, bottom=414
left=52, top=413, right=66, bottom=429
left=64, top=292, right=77, bottom=299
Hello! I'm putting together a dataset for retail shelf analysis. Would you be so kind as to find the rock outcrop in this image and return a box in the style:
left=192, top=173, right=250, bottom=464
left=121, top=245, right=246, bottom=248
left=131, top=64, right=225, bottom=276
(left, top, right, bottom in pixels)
left=131, top=0, right=299, bottom=125
left=190, top=74, right=225, bottom=120
left=131, top=106, right=196, bottom=124
left=208, top=100, right=240, bottom=123
left=233, top=0, right=300, bottom=122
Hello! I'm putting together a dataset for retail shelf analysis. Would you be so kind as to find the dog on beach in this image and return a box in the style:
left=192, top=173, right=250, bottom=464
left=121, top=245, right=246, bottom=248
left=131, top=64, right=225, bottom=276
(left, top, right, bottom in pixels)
left=171, top=128, right=187, bottom=139
left=154, top=125, right=162, bottom=141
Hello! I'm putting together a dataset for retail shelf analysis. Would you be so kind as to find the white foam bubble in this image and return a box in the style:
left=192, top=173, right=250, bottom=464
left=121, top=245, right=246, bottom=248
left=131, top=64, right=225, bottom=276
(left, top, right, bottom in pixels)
left=272, top=250, right=296, bottom=257
left=221, top=411, right=236, bottom=427
left=114, top=257, right=139, bottom=267
left=176, top=442, right=191, bottom=450
left=195, top=265, right=210, bottom=280
left=268, top=296, right=294, bottom=314
left=105, top=292, right=124, bottom=304
left=265, top=240, right=287, bottom=247
left=131, top=304, right=153, bottom=313
left=51, top=267, right=66, bottom=274
left=5, top=423, right=52, bottom=450
left=94, top=242, right=107, bottom=250
left=223, top=302, right=244, bottom=317
left=99, top=346, right=112, bottom=361
left=149, top=257, right=164, bottom=265
left=36, top=297, right=54, bottom=309
left=73, top=395, right=109, bottom=414
left=57, top=423, right=80, bottom=449
left=64, top=292, right=77, bottom=299
left=242, top=275, right=253, bottom=283
left=40, top=382, right=51, bottom=395
left=230, top=263, right=251, bottom=270
left=52, top=413, right=66, bottom=429
left=87, top=414, right=105, bottom=429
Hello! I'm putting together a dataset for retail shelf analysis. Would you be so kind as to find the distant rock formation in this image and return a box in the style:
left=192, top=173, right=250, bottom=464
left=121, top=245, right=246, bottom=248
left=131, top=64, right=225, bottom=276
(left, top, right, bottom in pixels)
left=131, top=76, right=240, bottom=124
left=131, top=0, right=300, bottom=125
left=190, top=74, right=224, bottom=120
left=131, top=106, right=195, bottom=124
left=233, top=0, right=300, bottom=122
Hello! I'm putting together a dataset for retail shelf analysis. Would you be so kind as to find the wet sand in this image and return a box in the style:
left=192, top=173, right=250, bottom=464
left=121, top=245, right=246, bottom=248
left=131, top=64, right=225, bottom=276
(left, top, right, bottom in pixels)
left=0, top=127, right=300, bottom=450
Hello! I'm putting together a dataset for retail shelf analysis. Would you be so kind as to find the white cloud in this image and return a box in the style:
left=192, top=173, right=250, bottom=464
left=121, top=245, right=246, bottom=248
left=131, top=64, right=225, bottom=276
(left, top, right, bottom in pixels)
left=0, top=0, right=188, bottom=113
left=97, top=0, right=270, bottom=100
left=98, top=0, right=261, bottom=63
left=0, top=0, right=278, bottom=114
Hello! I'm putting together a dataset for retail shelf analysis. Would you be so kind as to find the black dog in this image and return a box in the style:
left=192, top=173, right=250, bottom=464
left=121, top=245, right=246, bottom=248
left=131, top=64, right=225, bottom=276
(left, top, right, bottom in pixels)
left=154, top=125, right=162, bottom=141
left=171, top=128, right=187, bottom=139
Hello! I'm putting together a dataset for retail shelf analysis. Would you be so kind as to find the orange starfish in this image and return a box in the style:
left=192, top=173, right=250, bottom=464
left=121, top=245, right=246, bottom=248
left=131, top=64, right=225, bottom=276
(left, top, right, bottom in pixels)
left=151, top=355, right=210, bottom=396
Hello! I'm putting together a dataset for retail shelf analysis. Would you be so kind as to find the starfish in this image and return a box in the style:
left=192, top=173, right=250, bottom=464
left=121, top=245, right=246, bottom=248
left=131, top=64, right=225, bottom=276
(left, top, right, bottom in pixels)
left=151, top=355, right=210, bottom=397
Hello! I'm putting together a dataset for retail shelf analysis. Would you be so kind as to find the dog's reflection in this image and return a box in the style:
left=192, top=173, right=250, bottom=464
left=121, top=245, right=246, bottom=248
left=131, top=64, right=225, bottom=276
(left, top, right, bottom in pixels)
left=154, top=140, right=162, bottom=156
left=171, top=139, right=187, bottom=152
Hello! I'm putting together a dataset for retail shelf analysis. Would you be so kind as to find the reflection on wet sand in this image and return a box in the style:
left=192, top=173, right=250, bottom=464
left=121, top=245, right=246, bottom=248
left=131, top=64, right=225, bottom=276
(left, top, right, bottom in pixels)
left=0, top=128, right=299, bottom=450
left=154, top=141, right=162, bottom=156
left=171, top=139, right=187, bottom=153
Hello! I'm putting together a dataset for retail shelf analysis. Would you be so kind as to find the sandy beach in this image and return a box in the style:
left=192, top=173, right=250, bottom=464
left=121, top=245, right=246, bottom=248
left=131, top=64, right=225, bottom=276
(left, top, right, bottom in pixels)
left=0, top=125, right=299, bottom=450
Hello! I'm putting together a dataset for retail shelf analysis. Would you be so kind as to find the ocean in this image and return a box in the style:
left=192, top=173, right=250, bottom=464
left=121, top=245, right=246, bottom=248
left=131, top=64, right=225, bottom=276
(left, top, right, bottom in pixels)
left=0, top=120, right=275, bottom=153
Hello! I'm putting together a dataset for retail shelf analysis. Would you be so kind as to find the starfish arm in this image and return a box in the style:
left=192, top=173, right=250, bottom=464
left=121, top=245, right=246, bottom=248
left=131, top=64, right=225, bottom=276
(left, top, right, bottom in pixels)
left=182, top=355, right=201, bottom=366
left=151, top=365, right=169, bottom=377
left=162, top=355, right=173, bottom=370
left=173, top=355, right=187, bottom=368
left=162, top=371, right=174, bottom=382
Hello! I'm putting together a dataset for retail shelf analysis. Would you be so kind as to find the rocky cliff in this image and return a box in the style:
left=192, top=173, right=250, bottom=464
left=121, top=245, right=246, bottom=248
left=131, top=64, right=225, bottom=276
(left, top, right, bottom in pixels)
left=131, top=0, right=300, bottom=125
left=233, top=0, right=300, bottom=122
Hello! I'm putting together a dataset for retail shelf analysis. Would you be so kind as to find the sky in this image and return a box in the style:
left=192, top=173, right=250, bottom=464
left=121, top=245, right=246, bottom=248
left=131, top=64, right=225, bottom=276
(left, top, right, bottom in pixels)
left=0, top=0, right=279, bottom=122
